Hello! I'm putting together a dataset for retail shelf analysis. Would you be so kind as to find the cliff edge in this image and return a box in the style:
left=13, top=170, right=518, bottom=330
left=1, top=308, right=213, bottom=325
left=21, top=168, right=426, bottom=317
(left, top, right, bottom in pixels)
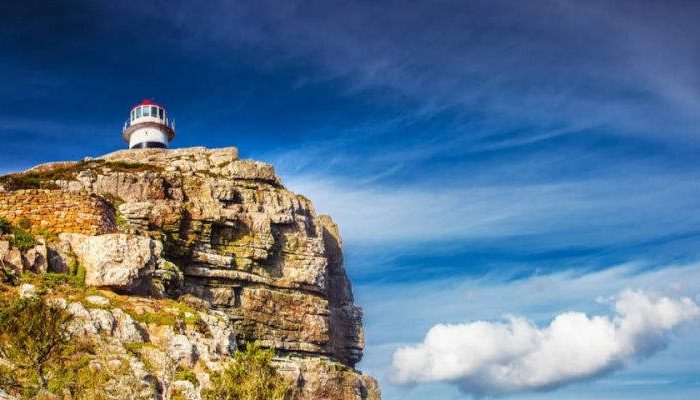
left=0, top=147, right=380, bottom=400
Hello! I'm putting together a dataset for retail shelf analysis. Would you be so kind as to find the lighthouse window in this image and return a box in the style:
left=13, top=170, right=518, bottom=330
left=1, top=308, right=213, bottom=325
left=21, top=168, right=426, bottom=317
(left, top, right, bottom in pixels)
left=135, top=107, right=142, bottom=118
left=158, top=108, right=164, bottom=119
left=144, top=107, right=151, bottom=117
left=151, top=106, right=157, bottom=117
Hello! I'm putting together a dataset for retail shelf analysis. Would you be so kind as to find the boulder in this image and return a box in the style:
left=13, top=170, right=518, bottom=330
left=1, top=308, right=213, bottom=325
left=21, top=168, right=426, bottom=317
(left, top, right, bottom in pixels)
left=112, top=308, right=144, bottom=343
left=58, top=233, right=161, bottom=293
left=19, top=283, right=37, bottom=299
left=86, top=295, right=110, bottom=306
left=23, top=243, right=48, bottom=273
left=1, top=244, right=23, bottom=274
left=89, top=308, right=116, bottom=334
left=168, top=334, right=196, bottom=367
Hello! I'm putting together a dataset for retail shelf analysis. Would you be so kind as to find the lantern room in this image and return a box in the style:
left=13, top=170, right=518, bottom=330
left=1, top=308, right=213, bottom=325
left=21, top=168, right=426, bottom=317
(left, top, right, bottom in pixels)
left=122, top=99, right=175, bottom=149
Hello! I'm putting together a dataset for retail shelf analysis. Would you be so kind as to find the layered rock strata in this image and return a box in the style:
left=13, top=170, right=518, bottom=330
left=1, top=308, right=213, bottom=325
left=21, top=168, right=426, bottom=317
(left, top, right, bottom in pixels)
left=0, top=147, right=378, bottom=400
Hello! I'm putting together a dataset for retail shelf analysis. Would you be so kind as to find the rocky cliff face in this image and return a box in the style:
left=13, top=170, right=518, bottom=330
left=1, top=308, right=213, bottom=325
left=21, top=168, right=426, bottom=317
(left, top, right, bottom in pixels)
left=0, top=147, right=379, bottom=400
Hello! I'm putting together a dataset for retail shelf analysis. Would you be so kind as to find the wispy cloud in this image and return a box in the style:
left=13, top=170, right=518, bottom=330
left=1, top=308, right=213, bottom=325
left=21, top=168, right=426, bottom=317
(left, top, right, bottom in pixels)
left=146, top=0, right=700, bottom=147
left=285, top=170, right=700, bottom=249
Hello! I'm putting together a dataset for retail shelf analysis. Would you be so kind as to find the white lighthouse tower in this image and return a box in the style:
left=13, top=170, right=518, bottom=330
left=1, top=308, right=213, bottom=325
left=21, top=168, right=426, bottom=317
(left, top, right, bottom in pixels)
left=122, top=99, right=175, bottom=149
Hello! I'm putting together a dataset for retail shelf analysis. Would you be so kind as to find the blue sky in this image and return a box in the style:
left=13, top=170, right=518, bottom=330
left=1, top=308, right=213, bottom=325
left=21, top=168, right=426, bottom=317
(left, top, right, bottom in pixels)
left=2, top=1, right=700, bottom=398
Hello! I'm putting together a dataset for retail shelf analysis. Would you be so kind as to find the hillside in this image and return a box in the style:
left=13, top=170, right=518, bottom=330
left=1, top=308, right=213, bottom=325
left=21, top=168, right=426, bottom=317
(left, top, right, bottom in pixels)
left=0, top=147, right=380, bottom=400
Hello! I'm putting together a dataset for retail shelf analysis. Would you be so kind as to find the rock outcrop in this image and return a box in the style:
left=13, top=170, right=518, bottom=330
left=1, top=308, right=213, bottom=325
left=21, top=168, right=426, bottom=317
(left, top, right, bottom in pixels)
left=0, top=147, right=379, bottom=400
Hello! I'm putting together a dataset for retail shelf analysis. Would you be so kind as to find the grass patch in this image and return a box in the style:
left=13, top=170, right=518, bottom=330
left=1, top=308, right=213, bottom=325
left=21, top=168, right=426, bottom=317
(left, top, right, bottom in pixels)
left=175, top=365, right=199, bottom=386
left=103, top=161, right=162, bottom=173
left=127, top=309, right=179, bottom=327
left=10, top=226, right=36, bottom=251
left=64, top=257, right=87, bottom=289
left=0, top=160, right=162, bottom=191
left=123, top=341, right=145, bottom=356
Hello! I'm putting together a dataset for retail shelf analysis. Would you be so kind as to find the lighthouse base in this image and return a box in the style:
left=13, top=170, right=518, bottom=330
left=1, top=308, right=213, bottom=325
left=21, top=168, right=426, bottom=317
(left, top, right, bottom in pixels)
left=130, top=141, right=167, bottom=149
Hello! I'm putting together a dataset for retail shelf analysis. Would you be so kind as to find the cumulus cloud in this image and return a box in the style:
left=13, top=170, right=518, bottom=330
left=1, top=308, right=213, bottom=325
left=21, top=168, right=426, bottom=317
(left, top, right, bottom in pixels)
left=390, top=290, right=699, bottom=397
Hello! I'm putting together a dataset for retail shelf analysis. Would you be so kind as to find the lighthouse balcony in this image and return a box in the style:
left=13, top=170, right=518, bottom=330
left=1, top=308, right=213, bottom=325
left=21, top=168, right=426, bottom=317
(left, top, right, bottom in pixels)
left=123, top=116, right=173, bottom=132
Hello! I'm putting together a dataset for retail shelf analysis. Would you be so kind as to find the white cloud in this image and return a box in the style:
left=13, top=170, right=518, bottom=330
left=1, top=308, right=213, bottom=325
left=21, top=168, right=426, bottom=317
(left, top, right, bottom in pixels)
left=390, top=290, right=699, bottom=397
left=284, top=173, right=700, bottom=248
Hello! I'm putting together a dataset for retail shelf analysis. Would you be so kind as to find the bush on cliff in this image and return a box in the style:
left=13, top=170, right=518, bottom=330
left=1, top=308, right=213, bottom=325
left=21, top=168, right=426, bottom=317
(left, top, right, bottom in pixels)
left=203, top=342, right=295, bottom=400
left=0, top=296, right=72, bottom=398
left=0, top=217, right=37, bottom=251
left=11, top=227, right=36, bottom=251
left=0, top=295, right=151, bottom=399
left=0, top=217, right=11, bottom=234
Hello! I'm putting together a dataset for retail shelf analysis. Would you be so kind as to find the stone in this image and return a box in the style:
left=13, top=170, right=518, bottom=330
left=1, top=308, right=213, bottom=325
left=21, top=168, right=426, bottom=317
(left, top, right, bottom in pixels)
left=86, top=295, right=110, bottom=306
left=118, top=202, right=153, bottom=220
left=170, top=380, right=198, bottom=400
left=2, top=246, right=23, bottom=274
left=47, top=297, right=68, bottom=309
left=112, top=308, right=144, bottom=343
left=24, top=243, right=48, bottom=273
left=66, top=302, right=99, bottom=335
left=89, top=309, right=115, bottom=334
left=167, top=334, right=195, bottom=367
left=46, top=242, right=72, bottom=273
left=0, top=241, right=10, bottom=259
left=19, top=283, right=36, bottom=299
left=59, top=233, right=161, bottom=293
left=275, top=357, right=381, bottom=400
left=67, top=302, right=91, bottom=318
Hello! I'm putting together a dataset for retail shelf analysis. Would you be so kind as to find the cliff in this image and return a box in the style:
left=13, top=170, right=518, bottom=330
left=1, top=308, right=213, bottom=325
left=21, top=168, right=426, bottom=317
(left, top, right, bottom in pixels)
left=0, top=147, right=380, bottom=400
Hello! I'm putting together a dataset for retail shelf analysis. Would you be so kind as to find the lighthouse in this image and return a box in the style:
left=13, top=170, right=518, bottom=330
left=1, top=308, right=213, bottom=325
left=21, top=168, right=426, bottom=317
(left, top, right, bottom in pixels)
left=122, top=99, right=175, bottom=149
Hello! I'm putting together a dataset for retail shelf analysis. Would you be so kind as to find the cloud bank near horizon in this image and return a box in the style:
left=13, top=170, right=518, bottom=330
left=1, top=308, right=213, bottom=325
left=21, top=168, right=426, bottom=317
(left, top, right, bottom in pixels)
left=390, top=290, right=699, bottom=397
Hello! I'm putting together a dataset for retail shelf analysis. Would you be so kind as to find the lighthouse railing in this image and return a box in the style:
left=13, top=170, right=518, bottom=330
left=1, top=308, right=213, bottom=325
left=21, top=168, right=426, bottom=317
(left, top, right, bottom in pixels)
left=123, top=117, right=173, bottom=132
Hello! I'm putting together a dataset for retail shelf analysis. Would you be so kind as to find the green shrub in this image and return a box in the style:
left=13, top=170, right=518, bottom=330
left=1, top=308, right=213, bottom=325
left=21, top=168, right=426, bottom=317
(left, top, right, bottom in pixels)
left=0, top=173, right=61, bottom=190
left=123, top=341, right=145, bottom=356
left=0, top=297, right=152, bottom=399
left=202, top=342, right=294, bottom=400
left=175, top=365, right=199, bottom=386
left=47, top=344, right=153, bottom=400
left=11, top=226, right=36, bottom=251
left=0, top=296, right=73, bottom=397
left=0, top=217, right=11, bottom=234
left=0, top=217, right=38, bottom=250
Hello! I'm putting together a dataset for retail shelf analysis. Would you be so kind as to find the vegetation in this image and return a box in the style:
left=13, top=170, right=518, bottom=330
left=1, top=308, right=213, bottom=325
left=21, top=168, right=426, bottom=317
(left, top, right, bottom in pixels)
left=127, top=309, right=179, bottom=327
left=0, top=296, right=73, bottom=398
left=0, top=217, right=37, bottom=251
left=0, top=160, right=161, bottom=191
left=0, top=296, right=152, bottom=399
left=11, top=226, right=36, bottom=251
left=175, top=365, right=199, bottom=386
left=0, top=217, right=12, bottom=234
left=35, top=227, right=59, bottom=244
left=45, top=348, right=151, bottom=400
left=202, top=342, right=295, bottom=400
